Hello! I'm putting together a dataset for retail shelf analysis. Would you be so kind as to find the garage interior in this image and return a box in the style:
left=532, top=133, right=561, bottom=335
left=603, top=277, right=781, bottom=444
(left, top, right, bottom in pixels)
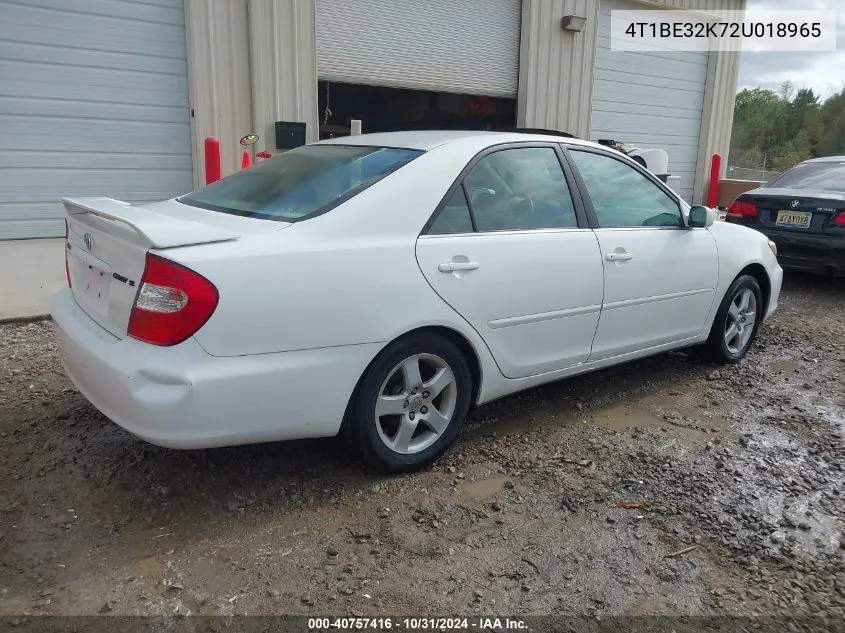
left=313, top=0, right=707, bottom=201
left=314, top=0, right=523, bottom=140
left=316, top=81, right=517, bottom=139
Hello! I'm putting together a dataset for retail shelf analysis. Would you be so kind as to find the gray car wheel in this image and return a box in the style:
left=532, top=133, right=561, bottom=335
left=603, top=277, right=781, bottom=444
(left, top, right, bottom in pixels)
left=347, top=333, right=472, bottom=473
left=702, top=274, right=763, bottom=363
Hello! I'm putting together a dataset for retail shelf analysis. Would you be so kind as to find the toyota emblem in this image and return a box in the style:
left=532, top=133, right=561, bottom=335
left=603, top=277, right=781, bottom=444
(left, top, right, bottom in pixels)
left=790, top=200, right=800, bottom=209
left=83, top=233, right=94, bottom=251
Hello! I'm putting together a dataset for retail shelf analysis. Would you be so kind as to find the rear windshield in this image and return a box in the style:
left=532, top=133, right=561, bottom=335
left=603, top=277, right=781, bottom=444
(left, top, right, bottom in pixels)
left=766, top=161, right=845, bottom=192
left=179, top=144, right=423, bottom=221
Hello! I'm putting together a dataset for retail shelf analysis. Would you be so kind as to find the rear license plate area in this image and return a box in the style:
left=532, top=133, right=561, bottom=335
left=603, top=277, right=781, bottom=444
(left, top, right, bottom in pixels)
left=74, top=256, right=111, bottom=314
left=775, top=210, right=812, bottom=229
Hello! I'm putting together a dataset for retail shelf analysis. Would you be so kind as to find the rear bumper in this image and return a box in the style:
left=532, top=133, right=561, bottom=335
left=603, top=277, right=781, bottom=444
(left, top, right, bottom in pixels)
left=51, top=289, right=381, bottom=449
left=759, top=229, right=845, bottom=276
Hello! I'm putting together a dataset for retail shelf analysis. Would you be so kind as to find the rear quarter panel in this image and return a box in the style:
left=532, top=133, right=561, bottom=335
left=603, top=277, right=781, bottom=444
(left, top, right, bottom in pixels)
left=166, top=140, right=501, bottom=371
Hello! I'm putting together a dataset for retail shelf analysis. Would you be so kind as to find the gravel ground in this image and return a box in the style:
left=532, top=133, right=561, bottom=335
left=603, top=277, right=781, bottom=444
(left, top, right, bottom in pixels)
left=0, top=273, right=843, bottom=622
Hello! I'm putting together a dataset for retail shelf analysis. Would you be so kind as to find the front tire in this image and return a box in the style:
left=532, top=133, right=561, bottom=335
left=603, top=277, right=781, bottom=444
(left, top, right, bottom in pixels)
left=348, top=333, right=472, bottom=473
left=702, top=274, right=763, bottom=363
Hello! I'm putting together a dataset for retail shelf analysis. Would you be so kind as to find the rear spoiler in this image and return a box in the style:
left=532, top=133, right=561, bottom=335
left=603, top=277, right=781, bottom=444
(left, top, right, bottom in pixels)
left=63, top=197, right=240, bottom=249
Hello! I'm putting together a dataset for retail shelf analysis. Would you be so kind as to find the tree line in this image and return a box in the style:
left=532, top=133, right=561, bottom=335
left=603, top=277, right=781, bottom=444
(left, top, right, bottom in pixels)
left=730, top=81, right=845, bottom=173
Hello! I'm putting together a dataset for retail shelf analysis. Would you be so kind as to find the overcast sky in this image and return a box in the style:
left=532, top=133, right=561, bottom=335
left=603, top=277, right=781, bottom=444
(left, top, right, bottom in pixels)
left=737, top=0, right=844, bottom=98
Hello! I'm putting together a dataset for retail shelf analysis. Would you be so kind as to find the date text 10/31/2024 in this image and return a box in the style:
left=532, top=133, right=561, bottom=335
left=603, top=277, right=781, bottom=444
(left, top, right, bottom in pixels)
left=307, top=617, right=528, bottom=630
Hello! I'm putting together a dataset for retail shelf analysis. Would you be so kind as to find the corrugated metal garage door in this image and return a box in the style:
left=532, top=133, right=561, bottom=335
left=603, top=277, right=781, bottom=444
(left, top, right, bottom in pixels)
left=591, top=0, right=708, bottom=202
left=316, top=0, right=522, bottom=98
left=0, top=0, right=194, bottom=240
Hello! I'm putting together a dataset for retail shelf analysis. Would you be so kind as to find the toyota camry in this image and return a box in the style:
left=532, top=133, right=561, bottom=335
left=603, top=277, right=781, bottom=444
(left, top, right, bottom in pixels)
left=52, top=130, right=783, bottom=472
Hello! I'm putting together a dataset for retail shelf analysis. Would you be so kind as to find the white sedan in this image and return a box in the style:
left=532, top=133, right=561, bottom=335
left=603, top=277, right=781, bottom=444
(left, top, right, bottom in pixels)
left=52, top=130, right=783, bottom=472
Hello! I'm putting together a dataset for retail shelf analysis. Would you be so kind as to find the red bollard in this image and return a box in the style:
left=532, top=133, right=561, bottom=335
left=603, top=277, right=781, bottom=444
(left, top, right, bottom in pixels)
left=204, top=136, right=221, bottom=185
left=241, top=150, right=252, bottom=169
left=707, top=153, right=721, bottom=208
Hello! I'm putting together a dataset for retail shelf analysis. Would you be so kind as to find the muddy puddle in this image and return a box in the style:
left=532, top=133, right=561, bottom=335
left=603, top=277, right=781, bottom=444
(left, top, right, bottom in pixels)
left=591, top=403, right=665, bottom=431
left=459, top=475, right=509, bottom=503
left=469, top=388, right=732, bottom=456
left=592, top=398, right=728, bottom=436
left=770, top=360, right=800, bottom=374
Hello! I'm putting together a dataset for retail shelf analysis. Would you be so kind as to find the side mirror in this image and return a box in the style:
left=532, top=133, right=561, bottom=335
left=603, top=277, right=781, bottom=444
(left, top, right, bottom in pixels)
left=688, top=205, right=715, bottom=228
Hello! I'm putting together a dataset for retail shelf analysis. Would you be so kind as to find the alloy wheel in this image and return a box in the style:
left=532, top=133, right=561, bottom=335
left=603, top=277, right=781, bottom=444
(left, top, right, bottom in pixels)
left=374, top=353, right=458, bottom=455
left=724, top=287, right=757, bottom=356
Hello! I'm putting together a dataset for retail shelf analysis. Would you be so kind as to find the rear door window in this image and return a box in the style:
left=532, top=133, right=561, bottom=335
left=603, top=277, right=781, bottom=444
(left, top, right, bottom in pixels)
left=463, top=147, right=578, bottom=232
left=427, top=187, right=475, bottom=234
left=179, top=145, right=422, bottom=222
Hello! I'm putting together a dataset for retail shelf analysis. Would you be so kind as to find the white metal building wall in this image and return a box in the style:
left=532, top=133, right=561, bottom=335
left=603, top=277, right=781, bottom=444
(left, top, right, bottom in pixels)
left=0, top=0, right=194, bottom=239
left=591, top=0, right=710, bottom=201
left=315, top=0, right=522, bottom=98
left=247, top=0, right=318, bottom=151
left=186, top=0, right=254, bottom=184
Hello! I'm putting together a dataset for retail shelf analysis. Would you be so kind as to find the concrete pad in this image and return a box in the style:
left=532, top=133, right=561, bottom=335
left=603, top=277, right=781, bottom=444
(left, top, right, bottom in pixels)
left=0, top=239, right=66, bottom=322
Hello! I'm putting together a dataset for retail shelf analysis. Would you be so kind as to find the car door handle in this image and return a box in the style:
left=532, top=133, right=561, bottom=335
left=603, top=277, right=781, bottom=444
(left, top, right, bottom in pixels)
left=605, top=252, right=633, bottom=261
left=438, top=261, right=480, bottom=273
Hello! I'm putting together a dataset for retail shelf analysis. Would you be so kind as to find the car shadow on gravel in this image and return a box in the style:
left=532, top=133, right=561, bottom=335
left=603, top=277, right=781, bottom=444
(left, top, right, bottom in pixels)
left=5, top=316, right=719, bottom=523
left=1, top=316, right=713, bottom=561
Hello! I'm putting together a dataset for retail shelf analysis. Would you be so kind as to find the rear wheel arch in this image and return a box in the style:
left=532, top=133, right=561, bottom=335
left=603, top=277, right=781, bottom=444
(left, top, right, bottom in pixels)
left=339, top=325, right=482, bottom=434
left=340, top=327, right=479, bottom=472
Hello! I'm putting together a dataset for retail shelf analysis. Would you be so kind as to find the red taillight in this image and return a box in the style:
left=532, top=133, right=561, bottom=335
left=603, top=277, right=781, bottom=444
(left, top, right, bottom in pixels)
left=127, top=253, right=218, bottom=346
left=833, top=211, right=845, bottom=225
left=64, top=219, right=71, bottom=288
left=726, top=200, right=757, bottom=221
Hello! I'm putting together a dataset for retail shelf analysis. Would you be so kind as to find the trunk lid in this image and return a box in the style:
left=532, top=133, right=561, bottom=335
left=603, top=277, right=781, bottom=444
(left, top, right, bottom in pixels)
left=742, top=188, right=845, bottom=235
left=64, top=197, right=287, bottom=338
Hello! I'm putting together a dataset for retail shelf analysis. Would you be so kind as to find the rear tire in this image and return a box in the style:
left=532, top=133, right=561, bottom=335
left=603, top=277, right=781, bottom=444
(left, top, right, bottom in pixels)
left=348, top=333, right=472, bottom=473
left=702, top=274, right=763, bottom=364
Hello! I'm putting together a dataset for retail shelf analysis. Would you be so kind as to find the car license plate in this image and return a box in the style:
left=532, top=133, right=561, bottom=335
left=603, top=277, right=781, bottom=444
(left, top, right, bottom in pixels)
left=81, top=263, right=110, bottom=314
left=776, top=210, right=812, bottom=229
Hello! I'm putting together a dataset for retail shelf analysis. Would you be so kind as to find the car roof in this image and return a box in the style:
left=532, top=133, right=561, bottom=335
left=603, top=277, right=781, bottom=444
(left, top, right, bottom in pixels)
left=313, top=130, right=604, bottom=151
